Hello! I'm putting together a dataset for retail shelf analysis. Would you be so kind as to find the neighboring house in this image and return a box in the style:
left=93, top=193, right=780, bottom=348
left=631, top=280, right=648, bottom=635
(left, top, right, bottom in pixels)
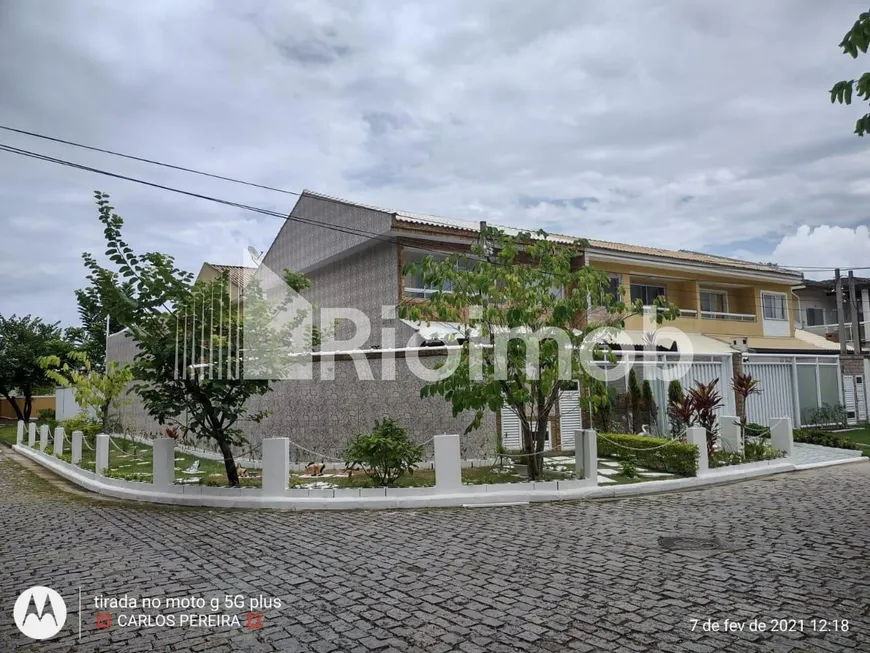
left=793, top=277, right=870, bottom=350
left=195, top=262, right=255, bottom=303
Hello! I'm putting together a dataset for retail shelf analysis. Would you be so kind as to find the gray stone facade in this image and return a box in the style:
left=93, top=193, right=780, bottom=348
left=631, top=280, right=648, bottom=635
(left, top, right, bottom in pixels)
left=108, top=331, right=496, bottom=459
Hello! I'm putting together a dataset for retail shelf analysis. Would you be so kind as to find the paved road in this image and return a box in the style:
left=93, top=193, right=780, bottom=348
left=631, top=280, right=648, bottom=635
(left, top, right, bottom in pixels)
left=1, top=452, right=868, bottom=653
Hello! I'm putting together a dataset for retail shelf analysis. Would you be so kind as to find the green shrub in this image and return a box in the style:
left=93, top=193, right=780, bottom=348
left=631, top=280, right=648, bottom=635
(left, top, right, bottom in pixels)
left=37, top=408, right=58, bottom=431
left=744, top=423, right=768, bottom=439
left=709, top=450, right=746, bottom=468
left=344, top=418, right=424, bottom=486
left=598, top=433, right=699, bottom=476
left=793, top=428, right=861, bottom=450
left=62, top=412, right=102, bottom=439
left=619, top=456, right=638, bottom=479
left=744, top=440, right=784, bottom=462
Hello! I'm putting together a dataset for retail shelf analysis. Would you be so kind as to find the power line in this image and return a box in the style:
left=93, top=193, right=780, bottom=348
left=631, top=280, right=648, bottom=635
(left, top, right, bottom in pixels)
left=1, top=139, right=868, bottom=285
left=0, top=124, right=300, bottom=196
left=2, top=125, right=868, bottom=274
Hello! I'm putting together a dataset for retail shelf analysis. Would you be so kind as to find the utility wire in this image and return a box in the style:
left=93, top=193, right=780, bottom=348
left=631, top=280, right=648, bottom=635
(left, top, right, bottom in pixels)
left=1, top=139, right=869, bottom=281
left=0, top=124, right=299, bottom=196
left=1, top=141, right=864, bottom=320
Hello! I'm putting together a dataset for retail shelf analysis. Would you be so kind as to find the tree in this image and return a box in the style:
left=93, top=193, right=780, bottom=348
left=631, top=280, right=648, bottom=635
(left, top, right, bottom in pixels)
left=628, top=369, right=642, bottom=433
left=398, top=226, right=677, bottom=480
left=666, top=379, right=688, bottom=438
left=40, top=351, right=133, bottom=432
left=641, top=379, right=657, bottom=433
left=0, top=315, right=71, bottom=422
left=830, top=9, right=870, bottom=136
left=82, top=191, right=311, bottom=486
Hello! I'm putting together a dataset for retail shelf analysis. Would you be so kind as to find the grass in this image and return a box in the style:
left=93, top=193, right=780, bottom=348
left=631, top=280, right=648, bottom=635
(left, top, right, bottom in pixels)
left=828, top=425, right=870, bottom=455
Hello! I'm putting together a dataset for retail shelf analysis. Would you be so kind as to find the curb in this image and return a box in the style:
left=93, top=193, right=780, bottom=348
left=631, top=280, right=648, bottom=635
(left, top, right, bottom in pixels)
left=12, top=443, right=861, bottom=511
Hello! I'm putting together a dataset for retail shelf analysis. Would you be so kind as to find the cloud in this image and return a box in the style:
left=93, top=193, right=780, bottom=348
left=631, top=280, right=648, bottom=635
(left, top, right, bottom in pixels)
left=770, top=225, right=870, bottom=280
left=2, top=0, right=870, bottom=325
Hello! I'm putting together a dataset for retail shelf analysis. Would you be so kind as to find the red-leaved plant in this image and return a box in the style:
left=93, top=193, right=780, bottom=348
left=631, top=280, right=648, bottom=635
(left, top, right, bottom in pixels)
left=687, top=379, right=723, bottom=457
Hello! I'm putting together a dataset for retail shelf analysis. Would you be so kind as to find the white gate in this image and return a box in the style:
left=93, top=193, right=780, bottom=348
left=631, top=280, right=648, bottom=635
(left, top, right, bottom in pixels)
left=742, top=362, right=796, bottom=425
left=558, top=386, right=581, bottom=449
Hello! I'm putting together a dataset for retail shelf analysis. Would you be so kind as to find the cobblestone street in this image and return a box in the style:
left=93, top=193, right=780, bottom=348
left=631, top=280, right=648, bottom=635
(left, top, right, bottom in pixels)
left=1, top=454, right=868, bottom=653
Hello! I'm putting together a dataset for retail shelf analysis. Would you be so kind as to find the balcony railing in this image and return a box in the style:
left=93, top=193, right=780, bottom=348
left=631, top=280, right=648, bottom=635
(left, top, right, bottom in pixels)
left=700, top=310, right=756, bottom=322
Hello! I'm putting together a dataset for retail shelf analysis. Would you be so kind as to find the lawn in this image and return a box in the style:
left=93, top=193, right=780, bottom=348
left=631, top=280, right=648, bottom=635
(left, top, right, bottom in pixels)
left=829, top=425, right=870, bottom=455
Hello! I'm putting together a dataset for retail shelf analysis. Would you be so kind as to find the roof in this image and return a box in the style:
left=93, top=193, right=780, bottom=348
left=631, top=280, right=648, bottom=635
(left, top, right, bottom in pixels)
left=204, top=263, right=255, bottom=287
left=708, top=332, right=841, bottom=353
left=798, top=277, right=870, bottom=291
left=302, top=190, right=801, bottom=278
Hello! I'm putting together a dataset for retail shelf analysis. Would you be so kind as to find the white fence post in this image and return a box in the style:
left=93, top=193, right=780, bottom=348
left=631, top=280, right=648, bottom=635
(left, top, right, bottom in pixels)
left=434, top=434, right=462, bottom=493
left=95, top=434, right=109, bottom=476
left=719, top=416, right=741, bottom=454
left=152, top=438, right=176, bottom=488
left=72, top=431, right=83, bottom=465
left=770, top=417, right=794, bottom=459
left=262, top=438, right=290, bottom=495
left=687, top=426, right=709, bottom=476
left=39, top=424, right=49, bottom=451
left=16, top=420, right=23, bottom=445
left=574, top=429, right=598, bottom=483
left=28, top=422, right=36, bottom=448
left=53, top=427, right=64, bottom=457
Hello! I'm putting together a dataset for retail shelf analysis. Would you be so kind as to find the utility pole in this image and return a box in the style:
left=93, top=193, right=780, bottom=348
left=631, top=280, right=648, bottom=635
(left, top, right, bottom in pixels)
left=835, top=268, right=847, bottom=356
left=849, top=271, right=863, bottom=355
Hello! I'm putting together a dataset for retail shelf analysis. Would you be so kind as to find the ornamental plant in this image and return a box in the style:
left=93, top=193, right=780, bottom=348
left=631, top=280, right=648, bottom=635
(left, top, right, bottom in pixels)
left=344, top=418, right=424, bottom=486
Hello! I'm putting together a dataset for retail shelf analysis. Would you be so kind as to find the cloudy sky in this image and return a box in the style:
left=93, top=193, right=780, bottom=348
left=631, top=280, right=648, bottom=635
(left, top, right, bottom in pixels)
left=1, top=0, right=870, bottom=327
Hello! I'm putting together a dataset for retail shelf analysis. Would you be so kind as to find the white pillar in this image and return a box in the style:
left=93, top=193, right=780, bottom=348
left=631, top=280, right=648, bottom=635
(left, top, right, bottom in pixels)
left=434, top=434, right=462, bottom=493
left=686, top=426, right=708, bottom=476
left=574, top=429, right=598, bottom=483
left=16, top=420, right=23, bottom=445
left=53, top=427, right=64, bottom=457
left=28, top=422, right=36, bottom=448
left=95, top=434, right=109, bottom=476
left=152, top=438, right=176, bottom=487
left=719, top=416, right=742, bottom=454
left=262, top=438, right=290, bottom=495
left=39, top=424, right=49, bottom=451
left=770, top=417, right=794, bottom=459
left=72, top=431, right=83, bottom=465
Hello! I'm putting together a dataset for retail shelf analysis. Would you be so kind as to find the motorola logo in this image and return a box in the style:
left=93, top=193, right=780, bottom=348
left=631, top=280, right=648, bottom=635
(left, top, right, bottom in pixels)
left=13, top=586, right=67, bottom=640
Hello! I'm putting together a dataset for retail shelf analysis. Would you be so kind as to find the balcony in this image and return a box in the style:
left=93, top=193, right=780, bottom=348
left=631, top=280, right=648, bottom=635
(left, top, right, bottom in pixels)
left=700, top=310, right=756, bottom=323
left=804, top=320, right=869, bottom=343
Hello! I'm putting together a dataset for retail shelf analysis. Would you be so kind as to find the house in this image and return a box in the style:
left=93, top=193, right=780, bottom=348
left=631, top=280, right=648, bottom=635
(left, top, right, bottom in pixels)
left=195, top=263, right=255, bottom=303
left=109, top=190, right=859, bottom=455
left=793, top=277, right=870, bottom=350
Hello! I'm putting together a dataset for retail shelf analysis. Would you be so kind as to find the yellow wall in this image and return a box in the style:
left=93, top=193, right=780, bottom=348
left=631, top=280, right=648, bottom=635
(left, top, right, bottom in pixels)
left=589, top=260, right=795, bottom=338
left=0, top=396, right=56, bottom=419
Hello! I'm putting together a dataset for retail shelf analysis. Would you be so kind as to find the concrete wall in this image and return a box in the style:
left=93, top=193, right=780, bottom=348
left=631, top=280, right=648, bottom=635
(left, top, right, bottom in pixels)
left=110, top=350, right=497, bottom=461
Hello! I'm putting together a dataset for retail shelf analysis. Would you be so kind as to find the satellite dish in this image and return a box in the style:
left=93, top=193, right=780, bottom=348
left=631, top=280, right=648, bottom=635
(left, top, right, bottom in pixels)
left=247, top=246, right=262, bottom=263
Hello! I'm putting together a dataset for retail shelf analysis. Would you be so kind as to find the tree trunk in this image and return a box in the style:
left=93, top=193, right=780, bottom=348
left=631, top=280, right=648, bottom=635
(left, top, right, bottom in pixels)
left=1, top=392, right=24, bottom=422
left=531, top=424, right=548, bottom=480
left=520, top=422, right=535, bottom=479
left=23, top=394, right=32, bottom=423
left=218, top=439, right=239, bottom=487
left=100, top=402, right=110, bottom=433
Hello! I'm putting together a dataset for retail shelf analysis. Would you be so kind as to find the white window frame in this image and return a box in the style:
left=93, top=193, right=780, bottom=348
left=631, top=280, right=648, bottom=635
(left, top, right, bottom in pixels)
left=761, top=291, right=788, bottom=321
left=699, top=288, right=729, bottom=314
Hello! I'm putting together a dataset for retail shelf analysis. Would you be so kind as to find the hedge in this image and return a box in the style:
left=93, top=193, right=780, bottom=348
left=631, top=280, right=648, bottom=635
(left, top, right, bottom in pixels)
left=598, top=433, right=699, bottom=476
left=793, top=428, right=862, bottom=451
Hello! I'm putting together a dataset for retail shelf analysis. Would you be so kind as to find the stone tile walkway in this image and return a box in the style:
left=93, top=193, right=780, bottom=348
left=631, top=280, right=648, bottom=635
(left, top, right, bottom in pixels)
left=792, top=442, right=866, bottom=466
left=4, top=453, right=869, bottom=652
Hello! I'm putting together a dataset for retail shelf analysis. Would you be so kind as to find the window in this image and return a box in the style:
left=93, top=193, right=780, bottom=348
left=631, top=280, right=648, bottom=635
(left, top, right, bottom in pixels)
left=630, top=284, right=666, bottom=305
left=761, top=292, right=787, bottom=320
left=700, top=289, right=728, bottom=313
left=805, top=307, right=825, bottom=327
left=402, top=248, right=455, bottom=298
